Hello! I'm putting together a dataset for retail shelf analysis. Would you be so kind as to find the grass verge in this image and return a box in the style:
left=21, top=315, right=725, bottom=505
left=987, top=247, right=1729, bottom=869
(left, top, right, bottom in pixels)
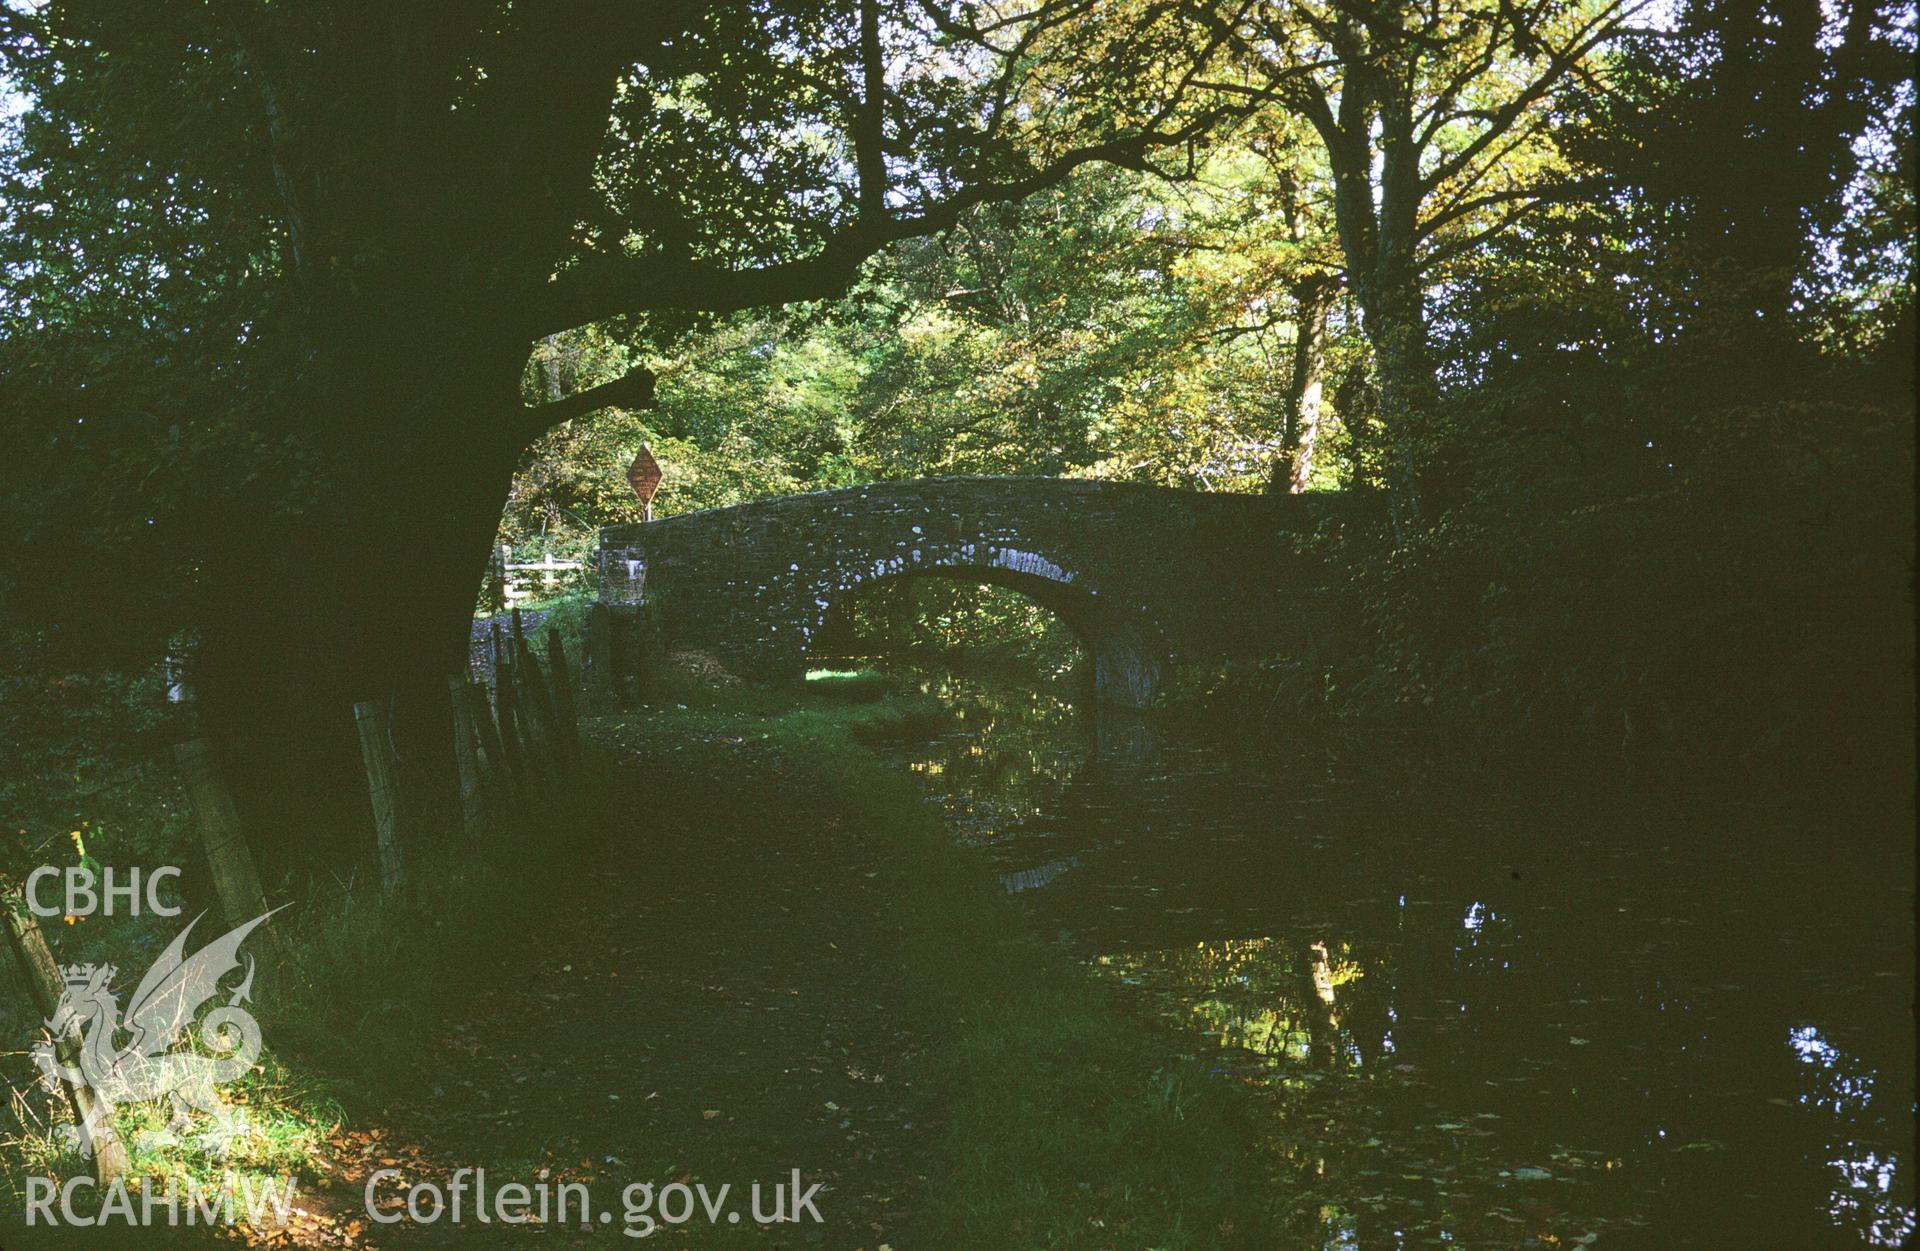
left=1, top=755, right=606, bottom=1232
left=8, top=669, right=1266, bottom=1247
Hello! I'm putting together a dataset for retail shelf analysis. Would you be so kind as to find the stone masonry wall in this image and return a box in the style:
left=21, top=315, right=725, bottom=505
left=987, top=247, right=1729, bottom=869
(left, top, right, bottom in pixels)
left=599, top=477, right=1341, bottom=705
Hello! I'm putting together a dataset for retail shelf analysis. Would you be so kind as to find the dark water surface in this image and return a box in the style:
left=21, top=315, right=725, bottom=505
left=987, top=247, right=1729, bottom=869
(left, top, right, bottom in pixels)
left=892, top=673, right=1915, bottom=1248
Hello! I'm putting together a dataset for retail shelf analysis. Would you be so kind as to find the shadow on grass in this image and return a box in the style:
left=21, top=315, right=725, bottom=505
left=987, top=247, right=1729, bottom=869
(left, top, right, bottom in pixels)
left=593, top=675, right=1272, bottom=1248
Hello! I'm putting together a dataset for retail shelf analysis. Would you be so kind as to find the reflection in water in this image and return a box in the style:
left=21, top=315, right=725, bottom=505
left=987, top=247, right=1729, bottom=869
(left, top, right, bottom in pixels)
left=1092, top=704, right=1158, bottom=765
left=893, top=669, right=1917, bottom=1247
left=1097, top=937, right=1373, bottom=1070
left=1789, top=1025, right=1917, bottom=1246
left=999, top=856, right=1080, bottom=894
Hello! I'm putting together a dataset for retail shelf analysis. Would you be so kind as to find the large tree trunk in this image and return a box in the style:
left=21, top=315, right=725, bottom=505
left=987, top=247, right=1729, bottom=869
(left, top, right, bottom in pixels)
left=1369, top=75, right=1431, bottom=541
left=1317, top=52, right=1432, bottom=537
left=1364, top=281, right=1432, bottom=540
left=191, top=335, right=529, bottom=878
left=169, top=3, right=630, bottom=879
left=1271, top=277, right=1333, bottom=493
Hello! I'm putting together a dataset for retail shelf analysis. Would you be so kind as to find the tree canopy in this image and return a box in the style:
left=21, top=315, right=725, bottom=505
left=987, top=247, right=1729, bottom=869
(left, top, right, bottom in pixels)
left=1, top=0, right=1912, bottom=839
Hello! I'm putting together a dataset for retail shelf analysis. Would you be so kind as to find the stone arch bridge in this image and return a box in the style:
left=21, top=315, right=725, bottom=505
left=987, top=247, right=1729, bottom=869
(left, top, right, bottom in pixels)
left=598, top=477, right=1342, bottom=707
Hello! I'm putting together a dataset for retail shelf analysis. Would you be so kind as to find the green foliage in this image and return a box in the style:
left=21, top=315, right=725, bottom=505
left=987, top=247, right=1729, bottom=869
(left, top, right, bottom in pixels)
left=1184, top=369, right=1914, bottom=783
left=1, top=729, right=609, bottom=1207
left=812, top=579, right=1083, bottom=676
left=494, top=158, right=1338, bottom=557
left=0, top=647, right=188, bottom=884
left=2, top=0, right=1912, bottom=826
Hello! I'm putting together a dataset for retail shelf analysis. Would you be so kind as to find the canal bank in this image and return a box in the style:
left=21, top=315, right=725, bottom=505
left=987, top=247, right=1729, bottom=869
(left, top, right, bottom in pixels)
left=11, top=667, right=1905, bottom=1249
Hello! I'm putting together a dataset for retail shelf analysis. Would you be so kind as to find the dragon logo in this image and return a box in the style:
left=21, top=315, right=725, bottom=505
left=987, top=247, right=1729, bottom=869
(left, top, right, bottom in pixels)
left=31, top=909, right=279, bottom=1158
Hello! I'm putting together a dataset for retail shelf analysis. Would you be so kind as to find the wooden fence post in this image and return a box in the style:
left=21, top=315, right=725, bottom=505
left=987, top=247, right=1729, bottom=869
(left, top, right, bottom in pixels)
left=614, top=603, right=653, bottom=703
left=351, top=701, right=407, bottom=895
left=174, top=739, right=275, bottom=930
left=448, top=676, right=488, bottom=846
left=483, top=544, right=506, bottom=613
left=462, top=680, right=513, bottom=817
left=515, top=634, right=565, bottom=782
left=2, top=888, right=131, bottom=1184
left=545, top=626, right=583, bottom=764
left=585, top=602, right=612, bottom=697
left=493, top=632, right=540, bottom=806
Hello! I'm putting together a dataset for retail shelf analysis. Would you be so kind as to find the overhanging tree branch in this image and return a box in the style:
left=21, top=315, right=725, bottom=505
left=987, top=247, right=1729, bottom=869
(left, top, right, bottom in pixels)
left=518, top=366, right=658, bottom=439
left=1420, top=195, right=1557, bottom=267
left=1417, top=175, right=1603, bottom=244
left=0, top=3, right=40, bottom=45
left=1416, top=0, right=1640, bottom=192
left=528, top=126, right=1218, bottom=335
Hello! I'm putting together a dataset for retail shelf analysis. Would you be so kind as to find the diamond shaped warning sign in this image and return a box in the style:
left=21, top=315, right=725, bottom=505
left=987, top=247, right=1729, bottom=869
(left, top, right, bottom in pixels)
left=627, top=445, right=662, bottom=511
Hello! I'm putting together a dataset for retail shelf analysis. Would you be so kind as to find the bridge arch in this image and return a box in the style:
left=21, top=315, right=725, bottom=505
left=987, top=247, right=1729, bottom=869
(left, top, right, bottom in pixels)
left=597, top=476, right=1337, bottom=708
left=797, top=540, right=1164, bottom=707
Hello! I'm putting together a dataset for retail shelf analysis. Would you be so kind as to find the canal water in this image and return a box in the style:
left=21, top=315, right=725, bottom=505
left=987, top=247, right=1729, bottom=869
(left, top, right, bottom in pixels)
left=892, top=671, right=1915, bottom=1248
